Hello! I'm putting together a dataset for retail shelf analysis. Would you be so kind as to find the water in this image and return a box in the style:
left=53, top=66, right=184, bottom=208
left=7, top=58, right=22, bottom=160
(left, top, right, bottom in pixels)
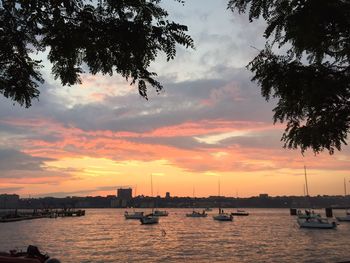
left=1, top=208, right=349, bottom=262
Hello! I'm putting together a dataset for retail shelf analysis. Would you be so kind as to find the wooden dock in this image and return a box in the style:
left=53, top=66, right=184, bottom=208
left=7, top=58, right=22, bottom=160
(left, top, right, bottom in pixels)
left=0, top=209, right=86, bottom=223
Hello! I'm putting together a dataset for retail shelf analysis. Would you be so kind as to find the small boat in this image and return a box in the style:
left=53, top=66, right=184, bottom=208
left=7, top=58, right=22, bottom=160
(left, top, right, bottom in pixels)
left=152, top=210, right=169, bottom=217
left=231, top=209, right=249, bottom=216
left=140, top=214, right=159, bottom=225
left=204, top=207, right=212, bottom=212
left=0, top=245, right=50, bottom=263
left=213, top=209, right=233, bottom=221
left=336, top=215, right=350, bottom=222
left=186, top=210, right=208, bottom=218
left=336, top=210, right=350, bottom=221
left=297, top=217, right=337, bottom=229
left=124, top=211, right=144, bottom=219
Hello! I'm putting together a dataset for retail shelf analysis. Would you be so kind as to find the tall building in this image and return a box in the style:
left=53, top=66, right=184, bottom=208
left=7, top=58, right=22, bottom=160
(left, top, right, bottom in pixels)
left=165, top=192, right=171, bottom=199
left=117, top=188, right=132, bottom=200
left=114, top=188, right=132, bottom=208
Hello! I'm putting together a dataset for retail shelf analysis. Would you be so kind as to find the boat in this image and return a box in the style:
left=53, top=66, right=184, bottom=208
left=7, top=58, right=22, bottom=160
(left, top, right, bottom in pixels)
left=213, top=209, right=233, bottom=221
left=186, top=210, right=207, bottom=218
left=297, top=217, right=337, bottom=229
left=336, top=215, right=350, bottom=222
left=140, top=214, right=159, bottom=225
left=140, top=174, right=160, bottom=225
left=0, top=245, right=50, bottom=263
left=204, top=207, right=212, bottom=211
left=186, top=187, right=207, bottom=217
left=231, top=209, right=249, bottom=216
left=152, top=210, right=168, bottom=217
left=124, top=211, right=144, bottom=219
left=212, top=179, right=233, bottom=221
left=336, top=209, right=350, bottom=221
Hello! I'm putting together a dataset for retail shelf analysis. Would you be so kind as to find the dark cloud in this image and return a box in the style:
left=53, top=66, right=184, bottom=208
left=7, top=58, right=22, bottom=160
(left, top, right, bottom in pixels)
left=0, top=148, right=54, bottom=171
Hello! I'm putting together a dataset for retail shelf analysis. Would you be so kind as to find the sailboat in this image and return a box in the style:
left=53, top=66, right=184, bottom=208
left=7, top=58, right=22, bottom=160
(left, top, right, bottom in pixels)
left=186, top=187, right=207, bottom=218
left=296, top=166, right=336, bottom=229
left=140, top=174, right=159, bottom=225
left=213, top=179, right=233, bottom=221
left=297, top=166, right=319, bottom=219
left=336, top=180, right=350, bottom=221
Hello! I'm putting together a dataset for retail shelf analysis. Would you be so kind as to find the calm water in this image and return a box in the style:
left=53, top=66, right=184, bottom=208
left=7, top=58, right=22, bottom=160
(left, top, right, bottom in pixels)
left=1, top=208, right=350, bottom=262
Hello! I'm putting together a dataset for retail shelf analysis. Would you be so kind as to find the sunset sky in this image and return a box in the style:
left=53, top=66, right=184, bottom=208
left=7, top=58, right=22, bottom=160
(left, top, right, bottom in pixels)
left=0, top=0, right=349, bottom=198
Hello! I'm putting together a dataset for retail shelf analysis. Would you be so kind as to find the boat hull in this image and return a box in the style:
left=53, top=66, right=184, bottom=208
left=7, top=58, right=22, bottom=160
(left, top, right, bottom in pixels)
left=186, top=212, right=207, bottom=218
left=336, top=216, right=350, bottom=222
left=297, top=218, right=337, bottom=229
left=140, top=216, right=159, bottom=225
left=213, top=214, right=233, bottom=221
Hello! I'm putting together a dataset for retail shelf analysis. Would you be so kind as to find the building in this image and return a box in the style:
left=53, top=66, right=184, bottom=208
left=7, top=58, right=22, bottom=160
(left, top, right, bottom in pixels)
left=117, top=188, right=132, bottom=200
left=0, top=194, right=20, bottom=209
left=165, top=192, right=171, bottom=199
left=114, top=188, right=132, bottom=208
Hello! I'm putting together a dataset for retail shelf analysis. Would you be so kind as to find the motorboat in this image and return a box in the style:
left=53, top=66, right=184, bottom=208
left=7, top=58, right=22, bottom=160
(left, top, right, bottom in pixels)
left=186, top=210, right=208, bottom=218
left=213, top=209, right=233, bottom=221
left=140, top=214, right=159, bottom=225
left=297, top=217, right=337, bottom=229
left=152, top=210, right=169, bottom=216
left=231, top=209, right=249, bottom=216
left=124, top=211, right=144, bottom=219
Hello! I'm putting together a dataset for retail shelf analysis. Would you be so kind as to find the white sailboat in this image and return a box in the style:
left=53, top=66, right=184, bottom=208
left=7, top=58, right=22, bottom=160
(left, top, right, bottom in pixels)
left=186, top=187, right=207, bottom=218
left=213, top=179, right=233, bottom=221
left=140, top=174, right=159, bottom=225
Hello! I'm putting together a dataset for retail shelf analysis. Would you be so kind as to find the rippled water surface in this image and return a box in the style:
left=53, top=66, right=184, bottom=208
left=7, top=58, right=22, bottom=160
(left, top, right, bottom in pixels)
left=1, top=208, right=350, bottom=262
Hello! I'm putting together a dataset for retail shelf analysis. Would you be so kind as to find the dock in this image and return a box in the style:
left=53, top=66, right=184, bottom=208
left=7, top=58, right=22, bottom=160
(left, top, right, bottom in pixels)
left=0, top=209, right=86, bottom=223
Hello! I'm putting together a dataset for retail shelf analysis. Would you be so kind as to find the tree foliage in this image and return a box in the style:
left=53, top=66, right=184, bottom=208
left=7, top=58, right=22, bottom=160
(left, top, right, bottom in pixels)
left=0, top=0, right=194, bottom=107
left=228, top=0, right=350, bottom=154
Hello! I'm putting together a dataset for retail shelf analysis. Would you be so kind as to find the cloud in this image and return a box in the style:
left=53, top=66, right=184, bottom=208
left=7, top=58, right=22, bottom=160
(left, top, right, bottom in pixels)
left=0, top=148, right=54, bottom=171
left=0, top=187, right=23, bottom=193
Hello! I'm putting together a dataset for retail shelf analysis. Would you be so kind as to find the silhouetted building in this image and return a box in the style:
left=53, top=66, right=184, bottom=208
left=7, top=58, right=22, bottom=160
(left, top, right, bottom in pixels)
left=165, top=192, right=171, bottom=199
left=0, top=194, right=19, bottom=209
left=117, top=188, right=132, bottom=200
left=259, top=194, right=269, bottom=198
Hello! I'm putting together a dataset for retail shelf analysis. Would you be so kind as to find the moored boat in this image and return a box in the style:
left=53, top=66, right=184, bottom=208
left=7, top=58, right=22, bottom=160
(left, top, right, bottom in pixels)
left=336, top=215, right=350, bottom=222
left=124, top=211, right=144, bottom=219
left=186, top=210, right=207, bottom=217
left=152, top=210, right=168, bottom=217
left=231, top=210, right=249, bottom=216
left=213, top=209, right=233, bottom=221
left=140, top=214, right=159, bottom=225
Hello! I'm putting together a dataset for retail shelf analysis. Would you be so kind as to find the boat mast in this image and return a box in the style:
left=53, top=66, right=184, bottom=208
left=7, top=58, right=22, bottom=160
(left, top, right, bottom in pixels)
left=304, top=166, right=309, bottom=197
left=151, top=174, right=154, bottom=212
left=344, top=177, right=347, bottom=196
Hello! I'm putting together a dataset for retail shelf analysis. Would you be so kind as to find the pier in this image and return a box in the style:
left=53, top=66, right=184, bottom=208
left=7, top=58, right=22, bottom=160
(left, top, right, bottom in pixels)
left=0, top=209, right=85, bottom=223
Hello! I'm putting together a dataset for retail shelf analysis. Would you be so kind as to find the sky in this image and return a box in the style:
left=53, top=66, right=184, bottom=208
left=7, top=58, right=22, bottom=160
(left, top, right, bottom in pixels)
left=1, top=0, right=349, bottom=198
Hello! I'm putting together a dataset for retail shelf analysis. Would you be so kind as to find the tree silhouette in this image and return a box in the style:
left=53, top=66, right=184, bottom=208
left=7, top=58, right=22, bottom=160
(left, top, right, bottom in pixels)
left=228, top=0, right=350, bottom=154
left=0, top=0, right=194, bottom=107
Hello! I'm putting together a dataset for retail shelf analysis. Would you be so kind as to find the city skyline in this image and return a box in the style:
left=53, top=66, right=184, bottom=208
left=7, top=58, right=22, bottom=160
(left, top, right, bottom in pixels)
left=1, top=0, right=350, bottom=198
